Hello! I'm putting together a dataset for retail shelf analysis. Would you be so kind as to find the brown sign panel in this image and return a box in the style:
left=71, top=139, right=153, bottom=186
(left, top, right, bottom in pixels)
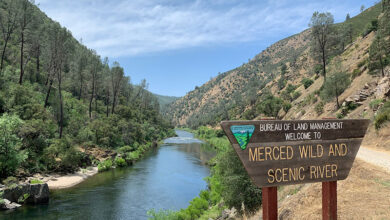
left=220, top=119, right=369, bottom=187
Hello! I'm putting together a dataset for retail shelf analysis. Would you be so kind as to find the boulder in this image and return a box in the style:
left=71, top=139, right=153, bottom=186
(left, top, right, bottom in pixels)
left=2, top=183, right=49, bottom=204
left=375, top=77, right=390, bottom=99
left=0, top=199, right=21, bottom=210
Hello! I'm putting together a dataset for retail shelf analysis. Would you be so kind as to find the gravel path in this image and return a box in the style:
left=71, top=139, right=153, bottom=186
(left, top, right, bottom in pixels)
left=357, top=147, right=390, bottom=173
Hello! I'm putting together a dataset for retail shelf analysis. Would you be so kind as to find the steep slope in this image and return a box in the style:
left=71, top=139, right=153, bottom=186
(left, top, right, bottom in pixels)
left=165, top=3, right=382, bottom=129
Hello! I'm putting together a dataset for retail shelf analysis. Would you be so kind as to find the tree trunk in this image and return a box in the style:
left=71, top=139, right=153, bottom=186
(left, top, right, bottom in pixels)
left=322, top=49, right=326, bottom=81
left=78, top=76, right=83, bottom=100
left=380, top=56, right=385, bottom=77
left=89, top=77, right=95, bottom=119
left=44, top=78, right=54, bottom=108
left=19, top=32, right=24, bottom=85
left=36, top=45, right=40, bottom=73
left=106, top=88, right=110, bottom=117
left=1, top=39, right=9, bottom=71
left=58, top=70, right=63, bottom=138
left=112, top=91, right=117, bottom=114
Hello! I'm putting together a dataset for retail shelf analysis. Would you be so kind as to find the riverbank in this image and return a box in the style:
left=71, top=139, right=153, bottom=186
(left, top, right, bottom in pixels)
left=1, top=130, right=212, bottom=219
left=45, top=167, right=98, bottom=190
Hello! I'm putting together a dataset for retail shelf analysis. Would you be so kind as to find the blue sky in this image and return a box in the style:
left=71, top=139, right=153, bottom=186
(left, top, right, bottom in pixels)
left=35, top=0, right=377, bottom=97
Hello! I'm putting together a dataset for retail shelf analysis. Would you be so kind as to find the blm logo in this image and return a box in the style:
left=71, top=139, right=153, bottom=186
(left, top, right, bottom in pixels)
left=230, top=125, right=255, bottom=150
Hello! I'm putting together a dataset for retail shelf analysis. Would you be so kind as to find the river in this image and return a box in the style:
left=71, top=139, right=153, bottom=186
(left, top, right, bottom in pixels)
left=1, top=130, right=214, bottom=220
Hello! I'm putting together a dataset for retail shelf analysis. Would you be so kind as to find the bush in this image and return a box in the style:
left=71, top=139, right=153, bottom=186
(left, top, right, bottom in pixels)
left=292, top=91, right=301, bottom=100
left=351, top=69, right=361, bottom=79
left=370, top=99, right=383, bottom=110
left=117, top=145, right=135, bottom=154
left=126, top=151, right=141, bottom=162
left=283, top=102, right=292, bottom=112
left=374, top=101, right=390, bottom=129
left=97, top=159, right=113, bottom=172
left=43, top=137, right=87, bottom=173
left=256, top=94, right=284, bottom=117
left=0, top=114, right=26, bottom=179
left=315, top=102, right=325, bottom=115
left=30, top=179, right=44, bottom=184
left=115, top=157, right=126, bottom=167
left=3, top=176, right=18, bottom=188
left=301, top=78, right=314, bottom=89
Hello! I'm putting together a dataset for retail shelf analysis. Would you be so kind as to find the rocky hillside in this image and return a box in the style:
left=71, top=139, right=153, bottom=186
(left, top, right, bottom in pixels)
left=165, top=3, right=385, bottom=130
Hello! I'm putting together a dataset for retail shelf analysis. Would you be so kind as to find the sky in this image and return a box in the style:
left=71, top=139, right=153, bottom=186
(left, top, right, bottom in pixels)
left=35, top=0, right=377, bottom=97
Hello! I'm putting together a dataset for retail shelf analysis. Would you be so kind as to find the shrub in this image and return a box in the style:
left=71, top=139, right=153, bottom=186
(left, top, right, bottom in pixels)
left=301, top=78, right=314, bottom=89
left=115, top=157, right=126, bottom=167
left=0, top=114, right=26, bottom=178
left=292, top=91, right=301, bottom=100
left=283, top=102, right=292, bottom=112
left=374, top=101, right=390, bottom=129
left=315, top=102, right=325, bottom=115
left=3, top=176, right=18, bottom=188
left=97, top=159, right=113, bottom=172
left=126, top=151, right=140, bottom=162
left=357, top=59, right=367, bottom=68
left=117, top=145, right=134, bottom=154
left=351, top=69, right=361, bottom=79
left=370, top=99, right=383, bottom=110
left=30, top=179, right=44, bottom=184
left=43, top=137, right=87, bottom=173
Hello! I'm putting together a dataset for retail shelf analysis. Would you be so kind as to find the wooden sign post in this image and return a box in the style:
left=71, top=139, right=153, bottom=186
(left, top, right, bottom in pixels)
left=221, top=119, right=369, bottom=220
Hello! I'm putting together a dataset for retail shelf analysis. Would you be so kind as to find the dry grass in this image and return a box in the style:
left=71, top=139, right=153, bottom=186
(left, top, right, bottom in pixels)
left=248, top=160, right=390, bottom=220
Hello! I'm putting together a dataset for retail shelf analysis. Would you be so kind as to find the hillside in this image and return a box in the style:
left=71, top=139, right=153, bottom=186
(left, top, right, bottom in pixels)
left=165, top=3, right=383, bottom=129
left=0, top=0, right=174, bottom=181
left=153, top=93, right=180, bottom=110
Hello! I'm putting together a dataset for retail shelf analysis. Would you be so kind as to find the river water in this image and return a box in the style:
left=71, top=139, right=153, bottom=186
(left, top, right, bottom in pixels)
left=1, top=130, right=214, bottom=220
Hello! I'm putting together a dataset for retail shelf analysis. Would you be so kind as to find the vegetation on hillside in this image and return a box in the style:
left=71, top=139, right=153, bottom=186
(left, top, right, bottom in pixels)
left=165, top=3, right=385, bottom=129
left=0, top=0, right=174, bottom=180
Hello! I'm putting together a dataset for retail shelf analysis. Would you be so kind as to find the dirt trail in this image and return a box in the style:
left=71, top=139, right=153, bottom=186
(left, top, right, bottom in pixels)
left=357, top=146, right=390, bottom=173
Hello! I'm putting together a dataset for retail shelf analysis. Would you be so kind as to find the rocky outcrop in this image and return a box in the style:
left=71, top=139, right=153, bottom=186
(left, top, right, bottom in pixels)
left=217, top=207, right=237, bottom=220
left=374, top=76, right=390, bottom=100
left=2, top=183, right=49, bottom=205
left=343, top=82, right=376, bottom=107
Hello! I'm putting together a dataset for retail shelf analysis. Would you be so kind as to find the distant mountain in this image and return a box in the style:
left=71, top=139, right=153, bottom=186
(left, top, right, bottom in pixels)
left=153, top=93, right=180, bottom=108
left=164, top=3, right=383, bottom=128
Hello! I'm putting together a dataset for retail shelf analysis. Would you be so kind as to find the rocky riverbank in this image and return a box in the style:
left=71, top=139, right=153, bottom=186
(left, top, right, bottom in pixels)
left=0, top=167, right=98, bottom=211
left=0, top=183, right=49, bottom=210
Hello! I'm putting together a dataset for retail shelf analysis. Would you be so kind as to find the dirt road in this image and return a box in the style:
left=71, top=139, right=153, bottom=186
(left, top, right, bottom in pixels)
left=357, top=146, right=390, bottom=173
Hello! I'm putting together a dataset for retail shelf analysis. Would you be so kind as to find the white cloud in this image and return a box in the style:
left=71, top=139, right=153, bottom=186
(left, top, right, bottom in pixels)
left=34, top=0, right=372, bottom=58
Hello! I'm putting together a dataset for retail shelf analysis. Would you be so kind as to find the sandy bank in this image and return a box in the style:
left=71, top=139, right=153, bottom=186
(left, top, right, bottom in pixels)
left=30, top=167, right=99, bottom=190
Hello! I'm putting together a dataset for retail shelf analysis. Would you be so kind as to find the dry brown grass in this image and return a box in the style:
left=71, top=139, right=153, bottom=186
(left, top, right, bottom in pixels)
left=248, top=160, right=390, bottom=220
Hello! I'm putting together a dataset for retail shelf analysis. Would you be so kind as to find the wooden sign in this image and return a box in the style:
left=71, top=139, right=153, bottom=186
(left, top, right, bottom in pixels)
left=221, top=119, right=369, bottom=187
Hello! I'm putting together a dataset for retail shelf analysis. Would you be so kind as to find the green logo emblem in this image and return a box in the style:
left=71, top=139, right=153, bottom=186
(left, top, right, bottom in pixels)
left=230, top=125, right=255, bottom=150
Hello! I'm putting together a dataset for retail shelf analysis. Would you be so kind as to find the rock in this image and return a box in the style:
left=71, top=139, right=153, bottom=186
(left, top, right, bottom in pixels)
left=218, top=207, right=237, bottom=220
left=0, top=199, right=21, bottom=210
left=375, top=76, right=390, bottom=99
left=2, top=183, right=49, bottom=204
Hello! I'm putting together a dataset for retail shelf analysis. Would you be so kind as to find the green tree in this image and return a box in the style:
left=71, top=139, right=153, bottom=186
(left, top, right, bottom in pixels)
left=0, top=0, right=19, bottom=71
left=369, top=33, right=389, bottom=77
left=309, top=12, right=335, bottom=81
left=320, top=72, right=351, bottom=109
left=0, top=114, right=26, bottom=178
left=17, top=0, right=36, bottom=84
left=215, top=148, right=262, bottom=214
left=346, top=13, right=351, bottom=21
